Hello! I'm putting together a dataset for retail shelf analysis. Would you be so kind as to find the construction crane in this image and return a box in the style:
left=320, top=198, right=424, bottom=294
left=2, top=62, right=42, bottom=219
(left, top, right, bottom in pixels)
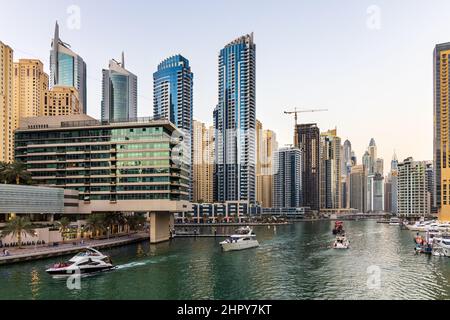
left=284, top=108, right=328, bottom=146
left=284, top=108, right=329, bottom=127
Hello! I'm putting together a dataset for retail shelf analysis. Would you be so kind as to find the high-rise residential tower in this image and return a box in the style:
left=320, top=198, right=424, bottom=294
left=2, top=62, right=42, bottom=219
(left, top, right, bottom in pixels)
left=102, top=53, right=137, bottom=122
left=256, top=120, right=278, bottom=208
left=350, top=165, right=366, bottom=212
left=153, top=54, right=193, bottom=200
left=390, top=152, right=399, bottom=214
left=214, top=34, right=256, bottom=203
left=295, top=123, right=320, bottom=211
left=0, top=41, right=14, bottom=162
left=50, top=22, right=87, bottom=113
left=398, top=157, right=430, bottom=217
left=319, top=129, right=342, bottom=209
left=13, top=59, right=49, bottom=118
left=273, top=147, right=302, bottom=208
left=43, top=86, right=80, bottom=116
left=434, top=42, right=450, bottom=221
left=193, top=120, right=214, bottom=203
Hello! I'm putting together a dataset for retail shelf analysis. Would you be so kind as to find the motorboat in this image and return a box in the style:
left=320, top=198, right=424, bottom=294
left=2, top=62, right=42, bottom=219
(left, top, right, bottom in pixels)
left=46, top=248, right=115, bottom=275
left=333, top=235, right=349, bottom=249
left=432, top=235, right=450, bottom=257
left=332, top=221, right=345, bottom=235
left=406, top=220, right=436, bottom=232
left=389, top=217, right=401, bottom=226
left=220, top=226, right=259, bottom=252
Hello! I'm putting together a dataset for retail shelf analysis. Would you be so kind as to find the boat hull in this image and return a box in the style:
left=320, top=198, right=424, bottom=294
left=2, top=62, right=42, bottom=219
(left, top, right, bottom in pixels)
left=46, top=265, right=115, bottom=276
left=220, top=240, right=260, bottom=252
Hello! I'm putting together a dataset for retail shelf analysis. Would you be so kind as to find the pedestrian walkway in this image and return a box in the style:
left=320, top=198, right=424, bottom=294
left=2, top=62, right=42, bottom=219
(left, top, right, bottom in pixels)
left=0, top=232, right=148, bottom=265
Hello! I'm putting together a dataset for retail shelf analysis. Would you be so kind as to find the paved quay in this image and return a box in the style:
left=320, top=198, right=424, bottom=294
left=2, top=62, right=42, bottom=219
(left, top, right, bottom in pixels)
left=0, top=232, right=148, bottom=266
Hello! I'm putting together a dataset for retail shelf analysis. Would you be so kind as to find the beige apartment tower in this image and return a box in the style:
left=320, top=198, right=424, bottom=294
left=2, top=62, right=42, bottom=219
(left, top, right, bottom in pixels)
left=13, top=59, right=49, bottom=119
left=320, top=129, right=342, bottom=210
left=0, top=42, right=14, bottom=162
left=44, top=86, right=80, bottom=116
left=257, top=124, right=278, bottom=208
left=193, top=120, right=214, bottom=203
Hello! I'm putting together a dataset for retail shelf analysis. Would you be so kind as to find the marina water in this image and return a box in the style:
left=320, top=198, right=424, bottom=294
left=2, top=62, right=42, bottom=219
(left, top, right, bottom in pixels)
left=1, top=220, right=450, bottom=300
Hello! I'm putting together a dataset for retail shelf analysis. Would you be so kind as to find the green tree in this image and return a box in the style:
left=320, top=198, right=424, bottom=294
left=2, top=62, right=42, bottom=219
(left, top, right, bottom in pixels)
left=1, top=161, right=32, bottom=185
left=0, top=161, right=8, bottom=184
left=216, top=214, right=224, bottom=224
left=84, top=214, right=107, bottom=238
left=203, top=213, right=209, bottom=224
left=1, top=216, right=36, bottom=249
left=56, top=217, right=71, bottom=243
left=104, top=213, right=127, bottom=235
left=127, top=215, right=147, bottom=231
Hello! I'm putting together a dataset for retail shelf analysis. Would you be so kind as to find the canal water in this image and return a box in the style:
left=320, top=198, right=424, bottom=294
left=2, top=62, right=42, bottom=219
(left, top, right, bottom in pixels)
left=1, top=220, right=450, bottom=300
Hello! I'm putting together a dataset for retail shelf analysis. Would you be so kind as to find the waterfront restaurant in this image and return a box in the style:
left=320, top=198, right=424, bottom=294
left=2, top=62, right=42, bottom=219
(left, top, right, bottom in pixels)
left=14, top=114, right=191, bottom=243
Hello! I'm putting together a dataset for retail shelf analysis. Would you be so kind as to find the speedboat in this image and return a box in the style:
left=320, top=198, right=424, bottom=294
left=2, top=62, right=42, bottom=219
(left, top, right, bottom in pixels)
left=332, top=221, right=345, bottom=235
left=220, top=226, right=259, bottom=252
left=333, top=235, right=349, bottom=249
left=432, top=235, right=450, bottom=257
left=406, top=220, right=436, bottom=232
left=46, top=248, right=115, bottom=275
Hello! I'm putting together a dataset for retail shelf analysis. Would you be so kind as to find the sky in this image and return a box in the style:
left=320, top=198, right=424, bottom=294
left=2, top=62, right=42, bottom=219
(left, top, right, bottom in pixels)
left=1, top=0, right=449, bottom=169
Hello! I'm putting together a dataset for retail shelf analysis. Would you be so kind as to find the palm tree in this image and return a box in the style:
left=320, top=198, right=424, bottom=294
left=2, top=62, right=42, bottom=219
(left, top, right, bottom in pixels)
left=127, top=215, right=147, bottom=232
left=217, top=214, right=224, bottom=224
left=186, top=213, right=194, bottom=224
left=56, top=217, right=71, bottom=243
left=202, top=213, right=209, bottom=224
left=0, top=161, right=8, bottom=184
left=1, top=216, right=36, bottom=249
left=104, top=213, right=127, bottom=235
left=84, top=214, right=106, bottom=238
left=1, top=161, right=32, bottom=185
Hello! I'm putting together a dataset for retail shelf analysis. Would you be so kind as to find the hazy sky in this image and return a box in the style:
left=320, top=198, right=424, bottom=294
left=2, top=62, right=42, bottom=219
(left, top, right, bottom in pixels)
left=1, top=0, right=449, bottom=169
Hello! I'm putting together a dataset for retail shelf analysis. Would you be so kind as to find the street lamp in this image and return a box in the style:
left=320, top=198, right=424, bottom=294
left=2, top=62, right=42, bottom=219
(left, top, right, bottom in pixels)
left=107, top=227, right=110, bottom=240
left=34, top=231, right=38, bottom=250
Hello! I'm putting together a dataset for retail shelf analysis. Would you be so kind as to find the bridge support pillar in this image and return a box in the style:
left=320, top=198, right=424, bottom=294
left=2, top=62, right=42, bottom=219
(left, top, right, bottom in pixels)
left=149, top=212, right=173, bottom=244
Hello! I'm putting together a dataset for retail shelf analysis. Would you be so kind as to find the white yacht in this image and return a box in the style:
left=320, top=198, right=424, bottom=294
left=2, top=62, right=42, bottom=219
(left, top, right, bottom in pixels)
left=389, top=217, right=401, bottom=226
left=333, top=235, right=349, bottom=249
left=220, top=227, right=260, bottom=252
left=432, top=235, right=450, bottom=257
left=406, top=220, right=436, bottom=232
left=46, top=248, right=115, bottom=275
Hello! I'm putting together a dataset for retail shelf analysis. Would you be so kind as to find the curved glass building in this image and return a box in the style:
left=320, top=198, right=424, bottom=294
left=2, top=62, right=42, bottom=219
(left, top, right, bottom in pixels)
left=101, top=53, right=137, bottom=122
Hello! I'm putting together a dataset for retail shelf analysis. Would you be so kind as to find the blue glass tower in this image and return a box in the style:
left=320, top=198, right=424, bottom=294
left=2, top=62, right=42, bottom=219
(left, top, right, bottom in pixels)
left=50, top=22, right=87, bottom=113
left=101, top=52, right=137, bottom=122
left=153, top=55, right=193, bottom=199
left=214, top=34, right=256, bottom=204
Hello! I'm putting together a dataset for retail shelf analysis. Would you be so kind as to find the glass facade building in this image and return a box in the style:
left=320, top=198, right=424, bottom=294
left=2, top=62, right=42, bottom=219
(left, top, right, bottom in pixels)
left=273, top=148, right=302, bottom=208
left=15, top=115, right=189, bottom=204
left=214, top=34, right=256, bottom=204
left=50, top=22, right=87, bottom=113
left=153, top=55, right=193, bottom=200
left=102, top=54, right=137, bottom=122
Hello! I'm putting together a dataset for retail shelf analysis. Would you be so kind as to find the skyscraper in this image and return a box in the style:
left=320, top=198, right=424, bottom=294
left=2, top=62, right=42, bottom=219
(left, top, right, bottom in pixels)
left=153, top=55, right=193, bottom=200
left=214, top=34, right=256, bottom=203
left=273, top=147, right=302, bottom=208
left=101, top=53, right=137, bottom=122
left=434, top=42, right=450, bottom=221
left=295, top=123, right=320, bottom=211
left=50, top=22, right=87, bottom=113
left=350, top=165, right=366, bottom=212
left=0, top=41, right=14, bottom=162
left=13, top=59, right=49, bottom=118
left=390, top=152, right=399, bottom=214
left=398, top=157, right=430, bottom=216
left=319, top=129, right=342, bottom=209
left=256, top=120, right=278, bottom=208
left=193, top=120, right=214, bottom=203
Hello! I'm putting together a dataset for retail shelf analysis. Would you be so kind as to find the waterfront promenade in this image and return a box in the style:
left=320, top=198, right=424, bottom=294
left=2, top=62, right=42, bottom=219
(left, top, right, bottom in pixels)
left=0, top=232, right=148, bottom=265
